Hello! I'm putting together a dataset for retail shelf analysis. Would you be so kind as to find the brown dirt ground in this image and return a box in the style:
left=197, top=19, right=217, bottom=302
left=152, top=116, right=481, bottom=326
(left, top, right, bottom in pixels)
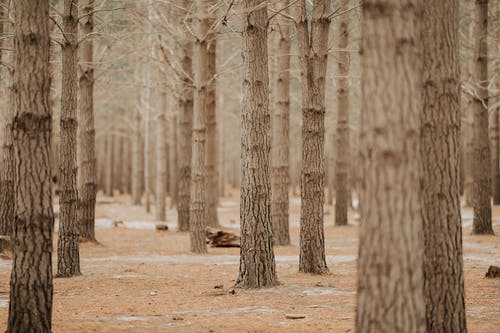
left=0, top=190, right=499, bottom=332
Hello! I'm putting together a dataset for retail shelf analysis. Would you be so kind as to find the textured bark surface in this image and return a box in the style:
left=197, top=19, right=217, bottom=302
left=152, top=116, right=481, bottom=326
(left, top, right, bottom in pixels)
left=334, top=0, right=350, bottom=227
left=77, top=0, right=97, bottom=242
left=189, top=0, right=210, bottom=253
left=357, top=1, right=426, bottom=332
left=296, top=0, right=330, bottom=274
left=0, top=1, right=14, bottom=240
left=471, top=0, right=494, bottom=234
left=177, top=0, right=194, bottom=231
left=205, top=26, right=219, bottom=228
left=8, top=0, right=54, bottom=330
left=270, top=0, right=291, bottom=246
left=155, top=92, right=167, bottom=221
left=421, top=1, right=467, bottom=331
left=57, top=0, right=81, bottom=277
left=492, top=0, right=500, bottom=204
left=235, top=0, right=278, bottom=288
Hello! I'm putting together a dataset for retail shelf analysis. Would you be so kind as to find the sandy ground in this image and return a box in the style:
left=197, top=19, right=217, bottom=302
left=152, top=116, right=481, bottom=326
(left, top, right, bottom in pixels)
left=0, top=190, right=499, bottom=332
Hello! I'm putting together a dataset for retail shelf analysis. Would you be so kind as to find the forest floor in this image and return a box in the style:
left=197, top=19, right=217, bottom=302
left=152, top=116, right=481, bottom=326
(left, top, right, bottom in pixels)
left=0, top=190, right=499, bottom=332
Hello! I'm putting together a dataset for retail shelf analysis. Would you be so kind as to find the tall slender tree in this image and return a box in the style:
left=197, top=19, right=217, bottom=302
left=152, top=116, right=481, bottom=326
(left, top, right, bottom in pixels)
left=132, top=101, right=143, bottom=205
left=8, top=0, right=54, bottom=330
left=296, top=0, right=331, bottom=274
left=236, top=0, right=278, bottom=288
left=491, top=0, right=500, bottom=204
left=177, top=0, right=194, bottom=232
left=334, top=0, right=350, bottom=227
left=189, top=0, right=211, bottom=253
left=156, top=90, right=168, bottom=221
left=270, top=0, right=291, bottom=246
left=356, top=0, right=426, bottom=331
left=57, top=0, right=81, bottom=277
left=421, top=0, right=467, bottom=330
left=0, top=0, right=14, bottom=246
left=78, top=0, right=97, bottom=242
left=472, top=0, right=494, bottom=234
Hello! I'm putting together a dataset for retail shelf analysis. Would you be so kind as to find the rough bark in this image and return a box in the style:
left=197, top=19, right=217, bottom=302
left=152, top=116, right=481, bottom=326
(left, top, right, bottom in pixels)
left=296, top=0, right=331, bottom=274
left=189, top=0, right=210, bottom=254
left=235, top=0, right=278, bottom=288
left=492, top=0, right=500, bottom=204
left=472, top=0, right=494, bottom=234
left=177, top=0, right=194, bottom=231
left=271, top=0, right=291, bottom=246
left=155, top=91, right=167, bottom=221
left=0, top=1, right=14, bottom=240
left=8, top=0, right=54, bottom=330
left=421, top=0, right=467, bottom=331
left=57, top=0, right=81, bottom=278
left=356, top=1, right=426, bottom=332
left=77, top=0, right=97, bottom=242
left=334, top=0, right=350, bottom=227
left=205, top=26, right=219, bottom=228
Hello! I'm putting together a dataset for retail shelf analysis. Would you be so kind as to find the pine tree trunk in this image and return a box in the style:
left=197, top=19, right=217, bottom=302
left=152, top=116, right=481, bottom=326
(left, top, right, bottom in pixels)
left=8, top=0, right=54, bottom=330
left=168, top=103, right=178, bottom=208
left=421, top=0, right=467, bottom=330
left=235, top=0, right=278, bottom=288
left=177, top=1, right=194, bottom=231
left=271, top=0, right=291, bottom=246
left=57, top=0, right=81, bottom=278
left=465, top=4, right=475, bottom=207
left=104, top=127, right=114, bottom=197
left=357, top=1, right=426, bottom=332
left=334, top=0, right=350, bottom=227
left=205, top=28, right=219, bottom=228
left=0, top=1, right=14, bottom=241
left=132, top=105, right=143, bottom=205
left=491, top=0, right=500, bottom=204
left=296, top=0, right=330, bottom=274
left=189, top=0, right=210, bottom=253
left=472, top=0, right=494, bottom=234
left=156, top=91, right=168, bottom=221
left=77, top=0, right=97, bottom=242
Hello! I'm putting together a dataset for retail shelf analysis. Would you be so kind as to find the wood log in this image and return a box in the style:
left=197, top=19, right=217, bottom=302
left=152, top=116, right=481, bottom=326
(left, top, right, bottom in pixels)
left=206, top=227, right=240, bottom=247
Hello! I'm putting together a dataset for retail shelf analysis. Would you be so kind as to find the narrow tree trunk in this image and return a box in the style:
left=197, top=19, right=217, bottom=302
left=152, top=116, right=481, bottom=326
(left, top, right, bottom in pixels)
left=177, top=0, right=194, bottom=231
left=57, top=0, right=81, bottom=278
left=271, top=0, right=291, bottom=246
left=132, top=103, right=143, bottom=205
left=0, top=1, right=14, bottom=242
left=189, top=0, right=210, bottom=253
left=334, top=0, right=350, bottom=227
left=205, top=27, right=219, bottom=228
left=104, top=127, right=114, bottom=197
left=77, top=0, right=97, bottom=242
left=472, top=0, right=494, bottom=234
left=168, top=102, right=178, bottom=208
left=296, top=0, right=331, bottom=274
left=218, top=115, right=225, bottom=197
left=156, top=91, right=168, bottom=221
left=356, top=1, right=426, bottom=332
left=8, top=0, right=54, bottom=330
left=465, top=3, right=475, bottom=207
left=491, top=0, right=500, bottom=204
left=235, top=0, right=278, bottom=288
left=421, top=0, right=467, bottom=330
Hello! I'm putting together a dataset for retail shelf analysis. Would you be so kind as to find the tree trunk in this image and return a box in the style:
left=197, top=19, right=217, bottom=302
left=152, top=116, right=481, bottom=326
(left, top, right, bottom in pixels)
left=168, top=100, right=178, bottom=208
left=77, top=0, right=97, bottom=242
left=156, top=91, right=168, bottom=221
left=465, top=1, right=475, bottom=207
left=421, top=0, right=467, bottom=330
left=472, top=0, right=494, bottom=234
left=104, top=126, right=114, bottom=197
left=334, top=0, right=350, bottom=227
left=491, top=0, right=500, bottom=204
left=57, top=0, right=81, bottom=278
left=271, top=0, right=291, bottom=246
left=132, top=102, right=143, bottom=205
left=296, top=0, right=331, bottom=274
left=177, top=0, right=194, bottom=231
left=8, top=0, right=54, bottom=330
left=205, top=27, right=219, bottom=228
left=356, top=1, right=426, bottom=332
left=0, top=1, right=14, bottom=242
left=235, top=0, right=278, bottom=288
left=189, top=0, right=210, bottom=253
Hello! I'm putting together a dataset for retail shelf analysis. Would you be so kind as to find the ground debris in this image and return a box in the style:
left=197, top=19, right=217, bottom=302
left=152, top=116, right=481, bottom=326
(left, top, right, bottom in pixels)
left=155, top=223, right=169, bottom=232
left=285, top=314, right=306, bottom=319
left=206, top=227, right=240, bottom=247
left=485, top=265, right=500, bottom=278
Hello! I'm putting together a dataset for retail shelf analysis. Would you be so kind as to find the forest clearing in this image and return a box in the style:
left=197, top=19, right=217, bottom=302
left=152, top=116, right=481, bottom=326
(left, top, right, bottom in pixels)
left=1, top=0, right=500, bottom=332
left=0, top=192, right=499, bottom=332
